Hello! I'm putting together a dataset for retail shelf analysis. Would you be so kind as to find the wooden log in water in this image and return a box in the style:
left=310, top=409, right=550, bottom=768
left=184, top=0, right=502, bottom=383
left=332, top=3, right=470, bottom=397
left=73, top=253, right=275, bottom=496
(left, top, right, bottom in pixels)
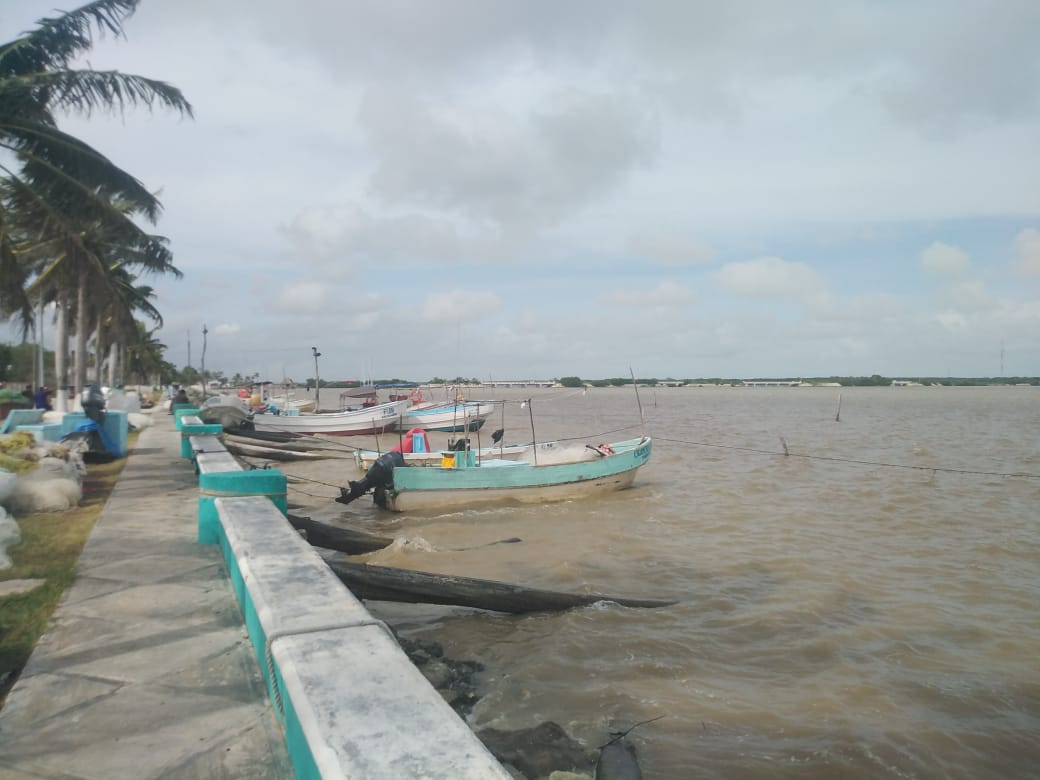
left=225, top=439, right=335, bottom=462
left=287, top=513, right=395, bottom=554
left=321, top=554, right=678, bottom=614
left=233, top=428, right=303, bottom=442
left=226, top=431, right=350, bottom=453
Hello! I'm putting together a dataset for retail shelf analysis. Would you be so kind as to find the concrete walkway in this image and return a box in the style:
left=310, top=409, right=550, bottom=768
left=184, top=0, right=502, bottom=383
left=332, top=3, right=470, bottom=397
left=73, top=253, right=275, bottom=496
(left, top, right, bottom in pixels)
left=0, top=411, right=292, bottom=779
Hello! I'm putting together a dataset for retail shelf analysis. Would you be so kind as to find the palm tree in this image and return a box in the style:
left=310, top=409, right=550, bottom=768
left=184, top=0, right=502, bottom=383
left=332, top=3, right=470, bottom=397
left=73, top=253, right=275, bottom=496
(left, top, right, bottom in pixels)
left=0, top=0, right=192, bottom=399
left=123, top=320, right=167, bottom=386
left=95, top=266, right=163, bottom=386
left=24, top=204, right=180, bottom=401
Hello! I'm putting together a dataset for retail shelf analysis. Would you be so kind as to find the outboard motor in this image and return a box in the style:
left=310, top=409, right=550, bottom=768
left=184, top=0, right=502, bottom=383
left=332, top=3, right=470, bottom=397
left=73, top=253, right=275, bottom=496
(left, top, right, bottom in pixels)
left=81, top=384, right=106, bottom=424
left=61, top=384, right=116, bottom=462
left=335, top=451, right=404, bottom=506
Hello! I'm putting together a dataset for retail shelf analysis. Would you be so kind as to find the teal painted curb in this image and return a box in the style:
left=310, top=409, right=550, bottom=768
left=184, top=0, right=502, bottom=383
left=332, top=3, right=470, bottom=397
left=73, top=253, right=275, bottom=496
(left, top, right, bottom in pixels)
left=197, top=470, right=287, bottom=544
left=274, top=664, right=321, bottom=779
left=173, top=406, right=202, bottom=429
left=179, top=422, right=224, bottom=457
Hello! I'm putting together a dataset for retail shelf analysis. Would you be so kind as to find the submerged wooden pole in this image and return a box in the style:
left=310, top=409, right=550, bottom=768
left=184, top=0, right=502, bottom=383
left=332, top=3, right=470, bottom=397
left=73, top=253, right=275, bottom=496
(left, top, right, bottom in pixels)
left=835, top=392, right=842, bottom=422
left=322, top=554, right=678, bottom=614
left=287, top=513, right=394, bottom=554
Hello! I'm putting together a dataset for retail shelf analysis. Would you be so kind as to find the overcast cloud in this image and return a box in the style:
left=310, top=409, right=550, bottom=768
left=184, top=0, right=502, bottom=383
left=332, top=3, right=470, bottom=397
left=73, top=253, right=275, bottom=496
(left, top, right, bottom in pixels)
left=5, top=0, right=1039, bottom=381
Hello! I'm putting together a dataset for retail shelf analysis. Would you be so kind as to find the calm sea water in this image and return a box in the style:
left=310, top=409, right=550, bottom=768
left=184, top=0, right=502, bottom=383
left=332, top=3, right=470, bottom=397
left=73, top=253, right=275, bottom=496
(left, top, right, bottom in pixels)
left=276, top=386, right=1040, bottom=779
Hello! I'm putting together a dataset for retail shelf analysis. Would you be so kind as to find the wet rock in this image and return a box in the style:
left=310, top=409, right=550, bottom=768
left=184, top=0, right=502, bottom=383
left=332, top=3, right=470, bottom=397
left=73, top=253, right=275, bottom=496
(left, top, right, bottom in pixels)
left=398, top=635, right=484, bottom=718
left=595, top=737, right=642, bottom=780
left=477, top=721, right=595, bottom=779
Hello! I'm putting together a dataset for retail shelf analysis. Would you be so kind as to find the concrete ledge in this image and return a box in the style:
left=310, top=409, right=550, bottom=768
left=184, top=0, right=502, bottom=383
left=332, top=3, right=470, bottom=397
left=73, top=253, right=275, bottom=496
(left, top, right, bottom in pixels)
left=213, top=495, right=378, bottom=697
left=198, top=470, right=287, bottom=544
left=180, top=425, right=223, bottom=458
left=191, top=435, right=509, bottom=778
left=271, top=625, right=510, bottom=779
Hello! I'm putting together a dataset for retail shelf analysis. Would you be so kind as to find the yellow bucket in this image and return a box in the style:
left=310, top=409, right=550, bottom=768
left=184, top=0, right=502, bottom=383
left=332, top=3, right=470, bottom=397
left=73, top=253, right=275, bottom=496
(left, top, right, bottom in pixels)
left=440, top=453, right=455, bottom=468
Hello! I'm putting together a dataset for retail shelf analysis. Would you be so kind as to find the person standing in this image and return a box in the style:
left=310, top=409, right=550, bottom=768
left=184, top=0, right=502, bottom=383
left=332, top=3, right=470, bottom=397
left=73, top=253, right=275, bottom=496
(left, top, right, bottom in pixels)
left=33, top=385, right=52, bottom=411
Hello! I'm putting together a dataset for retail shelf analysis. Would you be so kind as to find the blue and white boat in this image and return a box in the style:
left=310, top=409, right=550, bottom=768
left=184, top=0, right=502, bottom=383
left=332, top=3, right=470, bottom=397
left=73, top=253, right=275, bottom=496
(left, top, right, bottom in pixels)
left=340, top=436, right=652, bottom=513
left=400, top=399, right=495, bottom=433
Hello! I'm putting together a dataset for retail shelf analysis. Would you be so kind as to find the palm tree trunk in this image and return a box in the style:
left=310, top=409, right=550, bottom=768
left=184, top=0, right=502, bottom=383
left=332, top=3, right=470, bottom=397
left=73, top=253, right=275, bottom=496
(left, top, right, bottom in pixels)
left=54, top=297, right=68, bottom=412
left=94, top=319, right=104, bottom=385
left=75, top=271, right=88, bottom=400
left=108, top=342, right=119, bottom=387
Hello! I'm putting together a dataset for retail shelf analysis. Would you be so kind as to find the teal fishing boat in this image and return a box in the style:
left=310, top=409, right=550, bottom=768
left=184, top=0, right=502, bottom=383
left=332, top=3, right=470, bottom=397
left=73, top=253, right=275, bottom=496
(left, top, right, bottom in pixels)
left=338, top=436, right=652, bottom=513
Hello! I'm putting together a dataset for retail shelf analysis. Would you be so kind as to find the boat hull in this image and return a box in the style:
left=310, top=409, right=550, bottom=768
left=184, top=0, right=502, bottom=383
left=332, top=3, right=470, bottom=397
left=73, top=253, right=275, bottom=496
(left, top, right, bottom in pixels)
left=400, top=401, right=495, bottom=433
left=354, top=440, right=565, bottom=471
left=377, top=437, right=651, bottom=512
left=252, top=399, right=408, bottom=436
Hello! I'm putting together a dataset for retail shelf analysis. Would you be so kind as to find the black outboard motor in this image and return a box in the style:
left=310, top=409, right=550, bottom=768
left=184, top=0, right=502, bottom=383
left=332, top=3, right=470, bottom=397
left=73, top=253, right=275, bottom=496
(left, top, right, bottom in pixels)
left=81, top=384, right=106, bottom=424
left=61, top=384, right=115, bottom=462
left=335, top=451, right=404, bottom=506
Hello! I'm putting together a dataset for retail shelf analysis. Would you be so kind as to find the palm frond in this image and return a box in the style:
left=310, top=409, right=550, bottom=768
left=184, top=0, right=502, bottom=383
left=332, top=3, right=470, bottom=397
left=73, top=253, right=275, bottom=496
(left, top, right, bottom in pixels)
left=0, top=0, right=140, bottom=74
left=1, top=69, right=192, bottom=120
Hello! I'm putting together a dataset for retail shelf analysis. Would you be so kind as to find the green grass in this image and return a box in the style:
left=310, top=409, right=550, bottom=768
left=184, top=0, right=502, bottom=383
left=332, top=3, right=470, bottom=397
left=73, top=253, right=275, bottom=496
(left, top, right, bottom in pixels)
left=0, top=436, right=136, bottom=703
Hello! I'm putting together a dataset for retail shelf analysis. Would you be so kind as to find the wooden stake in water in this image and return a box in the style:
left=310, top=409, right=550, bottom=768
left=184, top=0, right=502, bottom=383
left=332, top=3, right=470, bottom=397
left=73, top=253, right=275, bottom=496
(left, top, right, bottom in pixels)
left=835, top=392, right=842, bottom=422
left=779, top=435, right=789, bottom=456
left=526, top=399, right=538, bottom=465
left=630, top=367, right=645, bottom=426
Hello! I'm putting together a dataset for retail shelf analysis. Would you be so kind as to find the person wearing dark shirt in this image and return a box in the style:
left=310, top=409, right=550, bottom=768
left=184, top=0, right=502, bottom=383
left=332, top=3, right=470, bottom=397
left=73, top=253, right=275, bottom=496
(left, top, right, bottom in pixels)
left=170, top=386, right=190, bottom=413
left=33, top=386, right=52, bottom=411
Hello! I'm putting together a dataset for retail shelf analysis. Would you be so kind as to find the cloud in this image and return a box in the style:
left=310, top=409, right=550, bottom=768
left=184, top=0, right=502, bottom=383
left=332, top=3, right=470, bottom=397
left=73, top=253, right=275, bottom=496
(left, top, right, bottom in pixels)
left=628, top=233, right=715, bottom=266
left=421, top=290, right=502, bottom=323
left=281, top=203, right=481, bottom=270
left=920, top=241, right=970, bottom=276
left=275, top=282, right=335, bottom=313
left=601, top=281, right=696, bottom=307
left=213, top=323, right=241, bottom=336
left=1013, top=228, right=1040, bottom=276
left=939, top=280, right=995, bottom=313
left=358, top=87, right=658, bottom=232
left=713, top=256, right=829, bottom=305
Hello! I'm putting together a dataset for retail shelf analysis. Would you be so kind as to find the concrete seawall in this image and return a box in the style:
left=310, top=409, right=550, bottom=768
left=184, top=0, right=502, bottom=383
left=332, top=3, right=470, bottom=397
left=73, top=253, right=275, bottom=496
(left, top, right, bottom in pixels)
left=0, top=410, right=508, bottom=778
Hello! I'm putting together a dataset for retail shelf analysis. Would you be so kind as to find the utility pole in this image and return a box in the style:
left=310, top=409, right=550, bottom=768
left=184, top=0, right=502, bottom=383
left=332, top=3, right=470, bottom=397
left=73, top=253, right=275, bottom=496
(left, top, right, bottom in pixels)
left=312, top=347, right=321, bottom=410
left=201, top=323, right=208, bottom=386
left=187, top=329, right=191, bottom=372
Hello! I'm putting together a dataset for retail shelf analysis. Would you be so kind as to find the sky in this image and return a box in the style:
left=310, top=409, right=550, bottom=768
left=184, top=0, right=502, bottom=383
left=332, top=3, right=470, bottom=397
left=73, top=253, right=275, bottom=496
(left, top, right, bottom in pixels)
left=4, top=0, right=1040, bottom=382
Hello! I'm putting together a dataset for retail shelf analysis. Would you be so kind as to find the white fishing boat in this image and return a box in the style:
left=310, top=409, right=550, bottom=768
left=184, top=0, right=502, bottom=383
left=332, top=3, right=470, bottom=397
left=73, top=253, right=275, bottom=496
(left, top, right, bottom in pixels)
left=339, top=436, right=652, bottom=512
left=400, top=399, right=496, bottom=433
left=251, top=398, right=408, bottom=436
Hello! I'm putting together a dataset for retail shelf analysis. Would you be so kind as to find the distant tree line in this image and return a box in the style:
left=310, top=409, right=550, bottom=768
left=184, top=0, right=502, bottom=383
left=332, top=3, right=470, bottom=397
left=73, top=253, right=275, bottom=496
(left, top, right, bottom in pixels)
left=559, top=375, right=1039, bottom=387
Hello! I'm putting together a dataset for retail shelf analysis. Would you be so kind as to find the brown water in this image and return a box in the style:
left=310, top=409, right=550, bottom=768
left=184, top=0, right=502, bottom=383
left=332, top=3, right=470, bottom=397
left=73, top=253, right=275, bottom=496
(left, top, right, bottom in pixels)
left=277, top=386, right=1040, bottom=779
